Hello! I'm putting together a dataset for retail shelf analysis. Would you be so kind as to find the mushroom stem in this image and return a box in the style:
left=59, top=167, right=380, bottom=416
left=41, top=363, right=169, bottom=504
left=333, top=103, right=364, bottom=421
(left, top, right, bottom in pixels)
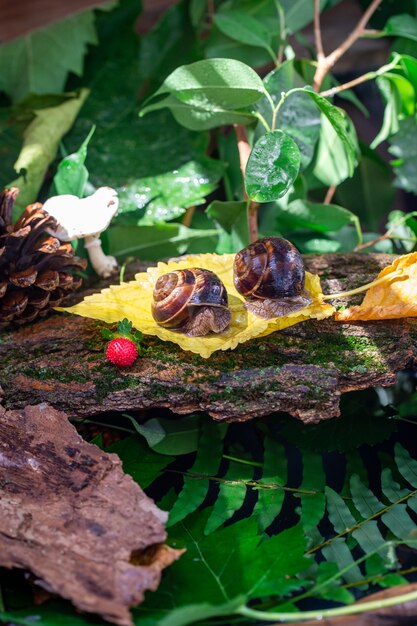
left=84, top=235, right=118, bottom=278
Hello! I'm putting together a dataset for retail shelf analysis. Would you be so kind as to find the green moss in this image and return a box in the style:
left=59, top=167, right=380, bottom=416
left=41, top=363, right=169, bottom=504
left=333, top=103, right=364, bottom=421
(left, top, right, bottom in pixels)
left=20, top=366, right=87, bottom=384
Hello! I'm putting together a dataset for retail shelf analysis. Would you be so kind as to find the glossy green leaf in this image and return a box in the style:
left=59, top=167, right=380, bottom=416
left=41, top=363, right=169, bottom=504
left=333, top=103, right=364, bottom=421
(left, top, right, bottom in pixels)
left=106, top=222, right=219, bottom=261
left=142, top=93, right=257, bottom=130
left=384, top=14, right=417, bottom=42
left=313, top=114, right=356, bottom=186
left=206, top=200, right=249, bottom=253
left=245, top=130, right=301, bottom=202
left=303, top=90, right=358, bottom=177
left=214, top=10, right=273, bottom=55
left=256, top=62, right=321, bottom=170
left=0, top=10, right=97, bottom=102
left=52, top=125, right=95, bottom=197
left=142, top=58, right=266, bottom=113
left=167, top=420, right=226, bottom=527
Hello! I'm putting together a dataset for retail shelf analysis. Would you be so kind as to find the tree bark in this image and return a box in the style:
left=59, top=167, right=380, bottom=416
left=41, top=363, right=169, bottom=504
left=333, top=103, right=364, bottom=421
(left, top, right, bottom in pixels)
left=1, top=254, right=416, bottom=424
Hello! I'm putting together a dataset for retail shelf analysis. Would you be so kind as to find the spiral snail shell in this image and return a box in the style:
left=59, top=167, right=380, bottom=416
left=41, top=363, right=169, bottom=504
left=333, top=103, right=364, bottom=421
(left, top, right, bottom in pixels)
left=151, top=268, right=231, bottom=336
left=233, top=237, right=312, bottom=319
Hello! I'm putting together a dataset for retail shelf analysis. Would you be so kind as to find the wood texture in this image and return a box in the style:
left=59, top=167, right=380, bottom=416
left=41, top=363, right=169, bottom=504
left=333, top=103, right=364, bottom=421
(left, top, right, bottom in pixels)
left=0, top=403, right=181, bottom=626
left=1, top=254, right=416, bottom=424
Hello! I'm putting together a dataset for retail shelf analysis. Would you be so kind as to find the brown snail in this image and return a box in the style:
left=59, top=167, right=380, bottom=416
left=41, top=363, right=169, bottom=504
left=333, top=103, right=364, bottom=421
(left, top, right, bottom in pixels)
left=151, top=268, right=231, bottom=336
left=233, top=237, right=312, bottom=319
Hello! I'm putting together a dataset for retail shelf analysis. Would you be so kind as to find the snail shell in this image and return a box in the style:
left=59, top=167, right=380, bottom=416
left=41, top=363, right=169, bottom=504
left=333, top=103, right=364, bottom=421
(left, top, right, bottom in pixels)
left=233, top=237, right=312, bottom=318
left=151, top=267, right=231, bottom=336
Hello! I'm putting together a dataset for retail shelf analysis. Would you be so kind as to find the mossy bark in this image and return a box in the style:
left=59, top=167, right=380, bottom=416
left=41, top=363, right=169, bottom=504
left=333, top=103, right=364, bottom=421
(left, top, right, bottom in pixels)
left=1, top=254, right=416, bottom=424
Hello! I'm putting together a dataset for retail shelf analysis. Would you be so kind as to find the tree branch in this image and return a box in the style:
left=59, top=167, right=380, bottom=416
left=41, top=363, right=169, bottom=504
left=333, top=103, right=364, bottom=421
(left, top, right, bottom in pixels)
left=234, top=124, right=259, bottom=242
left=313, top=0, right=383, bottom=91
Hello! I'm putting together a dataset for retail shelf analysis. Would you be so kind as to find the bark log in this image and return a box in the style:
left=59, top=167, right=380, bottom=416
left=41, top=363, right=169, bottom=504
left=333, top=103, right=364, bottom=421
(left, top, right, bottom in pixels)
left=1, top=254, right=416, bottom=424
left=0, top=403, right=181, bottom=626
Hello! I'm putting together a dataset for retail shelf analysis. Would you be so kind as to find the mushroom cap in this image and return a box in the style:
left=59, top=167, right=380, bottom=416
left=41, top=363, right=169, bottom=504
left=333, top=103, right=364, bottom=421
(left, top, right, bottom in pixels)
left=43, top=187, right=119, bottom=241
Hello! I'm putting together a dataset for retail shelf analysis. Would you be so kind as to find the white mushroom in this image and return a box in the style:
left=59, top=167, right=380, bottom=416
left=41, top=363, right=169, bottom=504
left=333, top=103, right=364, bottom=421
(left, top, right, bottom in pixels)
left=42, top=187, right=119, bottom=278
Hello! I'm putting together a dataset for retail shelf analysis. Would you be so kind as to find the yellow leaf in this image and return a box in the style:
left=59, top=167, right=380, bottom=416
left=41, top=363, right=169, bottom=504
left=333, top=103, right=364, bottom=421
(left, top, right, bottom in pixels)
left=335, top=252, right=417, bottom=322
left=58, top=253, right=335, bottom=358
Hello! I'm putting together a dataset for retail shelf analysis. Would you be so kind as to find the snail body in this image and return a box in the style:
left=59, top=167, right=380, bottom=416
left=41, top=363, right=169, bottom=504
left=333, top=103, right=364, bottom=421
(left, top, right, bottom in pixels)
left=152, top=267, right=231, bottom=336
left=233, top=237, right=312, bottom=318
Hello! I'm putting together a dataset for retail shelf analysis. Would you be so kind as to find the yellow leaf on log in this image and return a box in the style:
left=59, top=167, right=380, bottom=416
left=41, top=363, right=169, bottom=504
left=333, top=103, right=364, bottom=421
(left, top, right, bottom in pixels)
left=335, top=252, right=417, bottom=322
left=58, top=254, right=335, bottom=358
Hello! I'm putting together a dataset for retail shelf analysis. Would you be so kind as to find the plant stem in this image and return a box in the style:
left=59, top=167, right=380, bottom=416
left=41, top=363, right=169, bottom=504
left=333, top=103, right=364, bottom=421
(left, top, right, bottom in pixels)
left=236, top=588, right=417, bottom=622
left=312, top=0, right=383, bottom=91
left=323, top=184, right=336, bottom=204
left=182, top=205, right=196, bottom=228
left=234, top=125, right=259, bottom=242
left=321, top=270, right=404, bottom=300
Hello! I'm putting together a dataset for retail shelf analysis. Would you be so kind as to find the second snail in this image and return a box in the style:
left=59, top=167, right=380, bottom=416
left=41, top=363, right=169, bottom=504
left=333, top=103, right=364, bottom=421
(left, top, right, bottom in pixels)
left=233, top=237, right=312, bottom=319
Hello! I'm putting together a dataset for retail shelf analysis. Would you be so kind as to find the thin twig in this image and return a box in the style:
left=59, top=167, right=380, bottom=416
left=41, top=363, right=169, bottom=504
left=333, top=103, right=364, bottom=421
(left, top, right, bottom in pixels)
left=324, top=184, right=337, bottom=204
left=182, top=206, right=196, bottom=228
left=313, top=0, right=383, bottom=91
left=234, top=124, right=259, bottom=242
left=320, top=70, right=375, bottom=98
left=314, top=0, right=325, bottom=63
left=354, top=232, right=390, bottom=252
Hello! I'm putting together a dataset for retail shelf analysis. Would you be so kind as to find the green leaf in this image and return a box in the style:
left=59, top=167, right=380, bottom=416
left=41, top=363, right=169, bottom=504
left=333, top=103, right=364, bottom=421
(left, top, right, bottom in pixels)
left=297, top=451, right=326, bottom=531
left=0, top=11, right=97, bottom=101
left=9, top=90, right=89, bottom=216
left=146, top=512, right=311, bottom=611
left=256, top=61, right=321, bottom=170
left=106, top=223, right=219, bottom=261
left=206, top=200, right=249, bottom=253
left=384, top=14, right=417, bottom=42
left=153, top=58, right=265, bottom=106
left=389, top=116, right=417, bottom=194
left=124, top=414, right=201, bottom=456
left=277, top=200, right=360, bottom=234
left=135, top=598, right=245, bottom=626
left=254, top=436, right=287, bottom=532
left=143, top=94, right=257, bottom=130
left=280, top=0, right=327, bottom=34
left=52, top=125, right=95, bottom=197
left=334, top=144, right=395, bottom=232
left=313, top=112, right=359, bottom=186
left=303, top=89, right=358, bottom=177
left=66, top=4, right=222, bottom=219
left=245, top=130, right=301, bottom=202
left=167, top=420, right=226, bottom=527
left=107, top=435, right=174, bottom=490
left=322, top=537, right=363, bottom=584
left=214, top=10, right=273, bottom=55
left=205, top=460, right=252, bottom=535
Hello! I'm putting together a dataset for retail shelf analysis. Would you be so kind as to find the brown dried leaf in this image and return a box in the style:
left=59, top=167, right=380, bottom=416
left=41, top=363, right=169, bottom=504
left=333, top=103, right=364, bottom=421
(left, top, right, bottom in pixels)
left=335, top=252, right=417, bottom=321
left=0, top=403, right=182, bottom=626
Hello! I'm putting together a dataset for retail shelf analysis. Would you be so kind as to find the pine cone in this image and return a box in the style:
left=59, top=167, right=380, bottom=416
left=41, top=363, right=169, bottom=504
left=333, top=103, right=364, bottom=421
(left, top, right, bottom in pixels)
left=0, top=188, right=87, bottom=328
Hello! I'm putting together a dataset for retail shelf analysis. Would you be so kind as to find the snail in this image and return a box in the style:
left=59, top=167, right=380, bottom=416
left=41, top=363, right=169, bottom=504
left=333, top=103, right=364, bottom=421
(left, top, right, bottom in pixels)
left=233, top=237, right=312, bottom=319
left=151, top=268, right=231, bottom=336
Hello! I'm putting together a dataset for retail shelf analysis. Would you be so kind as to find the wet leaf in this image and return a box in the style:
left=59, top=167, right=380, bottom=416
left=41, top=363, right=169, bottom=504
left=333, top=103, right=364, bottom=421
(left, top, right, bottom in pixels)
left=336, top=252, right=417, bottom=321
left=59, top=253, right=335, bottom=358
left=245, top=130, right=301, bottom=202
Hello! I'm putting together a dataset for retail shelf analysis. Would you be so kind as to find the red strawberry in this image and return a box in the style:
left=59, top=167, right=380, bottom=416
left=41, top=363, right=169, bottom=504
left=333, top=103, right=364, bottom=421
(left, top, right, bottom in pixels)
left=105, top=337, right=138, bottom=367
